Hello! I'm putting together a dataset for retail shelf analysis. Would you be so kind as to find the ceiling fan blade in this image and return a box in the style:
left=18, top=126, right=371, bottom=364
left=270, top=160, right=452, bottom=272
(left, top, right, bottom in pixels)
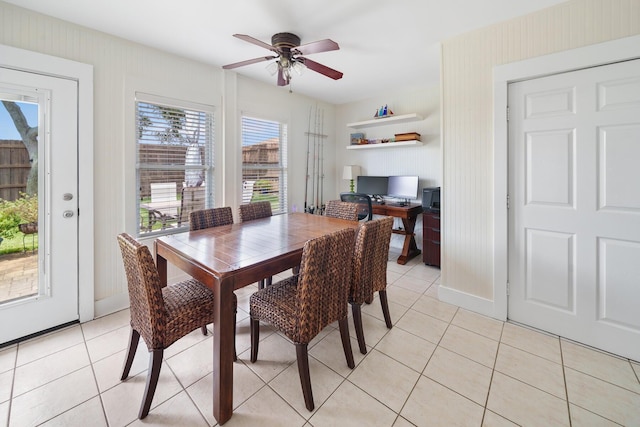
left=222, top=56, right=277, bottom=70
left=300, top=58, right=343, bottom=80
left=295, top=39, right=339, bottom=55
left=232, top=34, right=277, bottom=52
left=277, top=68, right=288, bottom=86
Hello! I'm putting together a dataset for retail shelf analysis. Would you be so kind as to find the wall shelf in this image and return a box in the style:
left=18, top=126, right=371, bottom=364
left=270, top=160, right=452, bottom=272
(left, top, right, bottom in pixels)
left=346, top=140, right=422, bottom=150
left=346, top=113, right=424, bottom=129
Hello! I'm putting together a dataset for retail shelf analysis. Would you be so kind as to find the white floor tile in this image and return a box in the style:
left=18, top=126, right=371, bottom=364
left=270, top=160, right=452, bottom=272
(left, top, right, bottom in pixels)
left=39, top=396, right=107, bottom=427
left=101, top=361, right=182, bottom=427
left=222, top=386, right=306, bottom=427
left=487, top=372, right=569, bottom=427
left=309, top=380, right=397, bottom=427
left=565, top=367, right=640, bottom=426
left=501, top=323, right=561, bottom=364
left=13, top=342, right=90, bottom=396
left=439, top=325, right=499, bottom=368
left=494, top=343, right=565, bottom=399
left=3, top=261, right=637, bottom=426
left=374, top=327, right=436, bottom=373
left=424, top=346, right=492, bottom=405
left=401, top=375, right=484, bottom=427
left=451, top=309, right=503, bottom=341
left=349, top=349, right=420, bottom=412
left=561, top=339, right=640, bottom=393
left=9, top=366, right=98, bottom=427
left=0, top=346, right=16, bottom=374
left=16, top=325, right=84, bottom=366
left=395, top=308, right=448, bottom=344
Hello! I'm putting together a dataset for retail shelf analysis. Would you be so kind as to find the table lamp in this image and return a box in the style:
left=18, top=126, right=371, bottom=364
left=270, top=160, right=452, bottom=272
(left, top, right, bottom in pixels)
left=342, top=165, right=361, bottom=193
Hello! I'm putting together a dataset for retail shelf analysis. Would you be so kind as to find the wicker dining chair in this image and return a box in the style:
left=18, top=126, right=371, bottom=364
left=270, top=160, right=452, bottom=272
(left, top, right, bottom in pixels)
left=350, top=216, right=394, bottom=354
left=249, top=228, right=356, bottom=411
left=189, top=206, right=238, bottom=360
left=324, top=200, right=359, bottom=222
left=238, top=200, right=272, bottom=222
left=238, top=201, right=273, bottom=289
left=117, top=233, right=220, bottom=419
left=189, top=206, right=234, bottom=230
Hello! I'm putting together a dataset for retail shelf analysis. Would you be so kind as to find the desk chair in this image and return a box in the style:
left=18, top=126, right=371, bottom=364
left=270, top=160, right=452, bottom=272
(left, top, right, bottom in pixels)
left=340, top=192, right=373, bottom=221
left=249, top=228, right=356, bottom=411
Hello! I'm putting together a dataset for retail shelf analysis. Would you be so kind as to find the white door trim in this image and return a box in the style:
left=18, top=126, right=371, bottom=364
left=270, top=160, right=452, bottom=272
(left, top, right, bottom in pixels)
left=0, top=43, right=94, bottom=323
left=493, top=34, right=640, bottom=321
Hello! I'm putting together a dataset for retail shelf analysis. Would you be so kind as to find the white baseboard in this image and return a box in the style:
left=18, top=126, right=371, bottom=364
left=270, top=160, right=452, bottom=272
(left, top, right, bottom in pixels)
left=438, top=285, right=506, bottom=321
left=93, top=294, right=130, bottom=319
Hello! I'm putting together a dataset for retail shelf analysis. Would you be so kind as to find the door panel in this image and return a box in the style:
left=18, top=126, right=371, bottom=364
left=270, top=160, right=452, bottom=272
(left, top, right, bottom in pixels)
left=508, top=59, right=640, bottom=361
left=0, top=67, right=78, bottom=344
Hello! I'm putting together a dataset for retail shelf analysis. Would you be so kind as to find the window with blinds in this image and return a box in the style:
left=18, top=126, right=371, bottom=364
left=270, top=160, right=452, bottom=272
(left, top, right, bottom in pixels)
left=136, top=93, right=214, bottom=236
left=241, top=115, right=287, bottom=214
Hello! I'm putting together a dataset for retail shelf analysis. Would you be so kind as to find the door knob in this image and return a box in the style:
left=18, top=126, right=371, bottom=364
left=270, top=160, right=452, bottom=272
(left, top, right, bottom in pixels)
left=63, top=210, right=74, bottom=218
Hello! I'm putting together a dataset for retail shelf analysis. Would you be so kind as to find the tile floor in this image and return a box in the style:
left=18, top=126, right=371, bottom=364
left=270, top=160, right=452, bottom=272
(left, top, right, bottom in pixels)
left=1, top=250, right=640, bottom=426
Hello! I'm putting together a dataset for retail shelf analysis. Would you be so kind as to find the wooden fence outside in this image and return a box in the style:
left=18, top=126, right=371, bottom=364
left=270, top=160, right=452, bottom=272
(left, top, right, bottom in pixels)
left=1, top=140, right=281, bottom=201
left=0, top=140, right=30, bottom=201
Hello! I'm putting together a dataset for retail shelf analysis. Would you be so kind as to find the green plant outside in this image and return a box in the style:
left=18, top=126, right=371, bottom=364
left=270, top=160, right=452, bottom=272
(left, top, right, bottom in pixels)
left=250, top=193, right=279, bottom=211
left=0, top=232, right=38, bottom=255
left=0, top=193, right=38, bottom=240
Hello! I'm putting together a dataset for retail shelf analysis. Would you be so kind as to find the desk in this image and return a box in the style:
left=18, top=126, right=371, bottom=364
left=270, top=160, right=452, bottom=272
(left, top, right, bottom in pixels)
left=154, top=213, right=358, bottom=424
left=371, top=203, right=422, bottom=264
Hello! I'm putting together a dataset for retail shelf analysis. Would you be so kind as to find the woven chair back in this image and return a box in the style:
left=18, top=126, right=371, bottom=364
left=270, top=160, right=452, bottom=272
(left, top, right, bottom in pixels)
left=325, top=200, right=359, bottom=222
left=189, top=206, right=233, bottom=231
left=239, top=201, right=272, bottom=222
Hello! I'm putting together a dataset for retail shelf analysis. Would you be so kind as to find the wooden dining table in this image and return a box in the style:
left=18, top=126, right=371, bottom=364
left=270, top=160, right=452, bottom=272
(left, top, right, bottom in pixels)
left=154, top=212, right=359, bottom=424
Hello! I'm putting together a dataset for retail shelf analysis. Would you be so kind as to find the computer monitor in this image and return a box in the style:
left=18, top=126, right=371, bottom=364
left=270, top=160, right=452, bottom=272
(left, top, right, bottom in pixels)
left=387, top=175, right=419, bottom=204
left=356, top=176, right=388, bottom=197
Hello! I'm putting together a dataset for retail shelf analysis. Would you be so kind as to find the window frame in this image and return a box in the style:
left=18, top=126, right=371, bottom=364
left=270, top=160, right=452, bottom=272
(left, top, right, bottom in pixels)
left=135, top=92, right=215, bottom=237
left=240, top=113, right=288, bottom=215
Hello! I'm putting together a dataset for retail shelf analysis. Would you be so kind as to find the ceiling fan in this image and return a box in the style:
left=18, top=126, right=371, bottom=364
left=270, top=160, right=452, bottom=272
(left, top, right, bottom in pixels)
left=222, top=33, right=343, bottom=86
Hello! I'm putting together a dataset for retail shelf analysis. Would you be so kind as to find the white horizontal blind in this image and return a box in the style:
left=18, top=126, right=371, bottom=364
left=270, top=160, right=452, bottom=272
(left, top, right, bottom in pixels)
left=136, top=94, right=214, bottom=236
left=241, top=115, right=287, bottom=213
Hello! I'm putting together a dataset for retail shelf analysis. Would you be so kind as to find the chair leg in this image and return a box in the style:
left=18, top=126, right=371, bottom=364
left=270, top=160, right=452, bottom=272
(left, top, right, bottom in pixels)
left=338, top=318, right=355, bottom=368
left=121, top=328, right=140, bottom=380
left=201, top=325, right=208, bottom=335
left=379, top=290, right=393, bottom=329
left=139, top=349, right=163, bottom=419
left=350, top=302, right=367, bottom=355
left=234, top=295, right=238, bottom=362
left=250, top=318, right=260, bottom=363
left=295, top=343, right=315, bottom=411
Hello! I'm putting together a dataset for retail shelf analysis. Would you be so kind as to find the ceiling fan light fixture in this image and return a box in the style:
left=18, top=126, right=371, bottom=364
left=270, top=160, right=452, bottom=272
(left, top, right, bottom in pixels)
left=292, top=60, right=306, bottom=76
left=266, top=61, right=279, bottom=76
left=223, top=32, right=342, bottom=87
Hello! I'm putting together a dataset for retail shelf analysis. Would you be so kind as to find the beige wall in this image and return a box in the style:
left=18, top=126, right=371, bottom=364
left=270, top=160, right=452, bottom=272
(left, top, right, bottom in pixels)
left=0, top=1, right=335, bottom=317
left=440, top=0, right=640, bottom=310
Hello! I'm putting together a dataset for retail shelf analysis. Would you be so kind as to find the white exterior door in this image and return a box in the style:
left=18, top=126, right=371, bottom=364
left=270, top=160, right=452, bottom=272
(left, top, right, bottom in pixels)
left=508, top=59, right=640, bottom=361
left=0, top=67, right=79, bottom=343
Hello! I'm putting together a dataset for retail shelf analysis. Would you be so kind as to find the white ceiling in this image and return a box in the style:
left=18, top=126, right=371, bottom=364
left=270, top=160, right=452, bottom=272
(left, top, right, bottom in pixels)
left=5, top=0, right=567, bottom=104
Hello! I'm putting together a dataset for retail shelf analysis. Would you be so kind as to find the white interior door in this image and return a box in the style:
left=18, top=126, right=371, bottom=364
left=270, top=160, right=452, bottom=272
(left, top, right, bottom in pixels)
left=0, top=67, right=79, bottom=343
left=508, top=59, right=640, bottom=361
